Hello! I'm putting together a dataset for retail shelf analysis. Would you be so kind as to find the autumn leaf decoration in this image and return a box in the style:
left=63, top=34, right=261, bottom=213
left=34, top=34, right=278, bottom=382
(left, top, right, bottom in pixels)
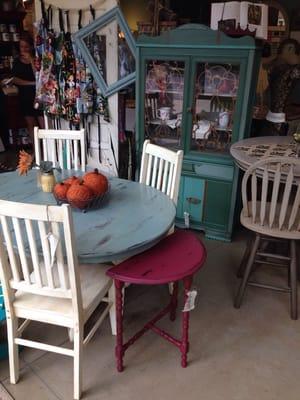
left=17, top=151, right=62, bottom=176
left=18, top=150, right=33, bottom=176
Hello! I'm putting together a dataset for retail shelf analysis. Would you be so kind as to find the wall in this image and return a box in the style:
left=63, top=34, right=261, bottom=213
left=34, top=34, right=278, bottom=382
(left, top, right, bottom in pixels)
left=119, top=0, right=149, bottom=31
left=34, top=0, right=119, bottom=175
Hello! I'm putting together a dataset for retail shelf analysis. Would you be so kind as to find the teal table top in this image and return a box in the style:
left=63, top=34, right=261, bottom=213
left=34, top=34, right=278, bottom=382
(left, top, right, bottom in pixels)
left=0, top=170, right=176, bottom=263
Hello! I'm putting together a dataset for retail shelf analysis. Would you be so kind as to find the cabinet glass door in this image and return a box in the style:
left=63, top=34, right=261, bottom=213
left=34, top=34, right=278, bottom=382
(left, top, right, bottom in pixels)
left=144, top=60, right=185, bottom=150
left=190, top=62, right=240, bottom=153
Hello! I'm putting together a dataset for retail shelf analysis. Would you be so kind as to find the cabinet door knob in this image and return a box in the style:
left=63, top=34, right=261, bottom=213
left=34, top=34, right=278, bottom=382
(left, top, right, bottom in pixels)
left=186, top=197, right=201, bottom=205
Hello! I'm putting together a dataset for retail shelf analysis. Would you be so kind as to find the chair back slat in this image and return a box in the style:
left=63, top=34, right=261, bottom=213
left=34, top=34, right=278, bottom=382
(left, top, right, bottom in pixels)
left=66, top=140, right=71, bottom=170
left=151, top=156, right=158, bottom=187
left=34, top=127, right=86, bottom=171
left=24, top=219, right=42, bottom=287
left=0, top=201, right=79, bottom=305
left=279, top=165, right=294, bottom=230
left=241, top=157, right=300, bottom=233
left=57, top=139, right=63, bottom=168
left=42, top=139, right=47, bottom=163
left=161, top=161, right=169, bottom=194
left=51, top=221, right=69, bottom=290
left=260, top=167, right=269, bottom=225
left=241, top=175, right=249, bottom=217
left=145, top=154, right=153, bottom=186
left=12, top=217, right=31, bottom=284
left=139, top=140, right=183, bottom=205
left=157, top=158, right=164, bottom=188
left=269, top=163, right=281, bottom=228
left=251, top=173, right=257, bottom=223
left=0, top=216, right=20, bottom=282
left=288, top=184, right=300, bottom=231
left=37, top=220, right=54, bottom=288
left=166, top=163, right=174, bottom=197
left=74, top=140, right=79, bottom=171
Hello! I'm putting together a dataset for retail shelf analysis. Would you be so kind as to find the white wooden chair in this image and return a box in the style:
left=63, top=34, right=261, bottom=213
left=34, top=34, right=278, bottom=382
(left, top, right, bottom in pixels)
left=139, top=139, right=183, bottom=205
left=234, top=157, right=300, bottom=319
left=139, top=140, right=183, bottom=293
left=34, top=127, right=86, bottom=171
left=0, top=200, right=114, bottom=399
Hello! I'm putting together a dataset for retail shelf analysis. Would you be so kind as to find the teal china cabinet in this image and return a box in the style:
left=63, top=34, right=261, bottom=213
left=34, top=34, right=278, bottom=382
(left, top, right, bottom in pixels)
left=135, top=24, right=261, bottom=241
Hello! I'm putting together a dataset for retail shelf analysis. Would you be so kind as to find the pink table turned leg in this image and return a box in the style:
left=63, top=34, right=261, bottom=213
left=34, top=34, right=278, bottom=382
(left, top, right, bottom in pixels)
left=170, top=281, right=178, bottom=321
left=115, top=279, right=124, bottom=372
left=181, top=276, right=192, bottom=368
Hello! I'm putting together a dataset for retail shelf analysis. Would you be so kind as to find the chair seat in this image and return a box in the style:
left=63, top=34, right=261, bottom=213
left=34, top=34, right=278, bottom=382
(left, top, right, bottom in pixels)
left=241, top=202, right=300, bottom=240
left=107, top=230, right=206, bottom=285
left=14, top=264, right=112, bottom=327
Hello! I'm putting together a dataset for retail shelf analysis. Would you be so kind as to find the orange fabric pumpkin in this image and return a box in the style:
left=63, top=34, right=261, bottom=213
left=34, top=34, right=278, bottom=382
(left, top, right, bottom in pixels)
left=66, top=183, right=94, bottom=209
left=53, top=182, right=70, bottom=201
left=83, top=169, right=108, bottom=196
left=63, top=176, right=81, bottom=186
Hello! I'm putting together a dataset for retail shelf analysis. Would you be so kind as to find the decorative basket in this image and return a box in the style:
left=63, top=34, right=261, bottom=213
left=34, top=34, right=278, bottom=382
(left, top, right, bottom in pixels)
left=53, top=187, right=109, bottom=213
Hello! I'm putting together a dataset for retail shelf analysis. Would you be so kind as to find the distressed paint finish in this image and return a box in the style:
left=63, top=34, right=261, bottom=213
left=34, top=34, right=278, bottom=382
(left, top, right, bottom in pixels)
left=230, top=136, right=300, bottom=175
left=106, top=230, right=206, bottom=370
left=136, top=24, right=262, bottom=241
left=0, top=171, right=176, bottom=263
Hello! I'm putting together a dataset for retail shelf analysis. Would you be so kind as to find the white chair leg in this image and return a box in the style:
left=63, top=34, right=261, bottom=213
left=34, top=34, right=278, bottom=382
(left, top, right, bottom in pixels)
left=108, top=285, right=116, bottom=336
left=7, top=316, right=19, bottom=384
left=73, top=326, right=83, bottom=400
left=168, top=282, right=174, bottom=294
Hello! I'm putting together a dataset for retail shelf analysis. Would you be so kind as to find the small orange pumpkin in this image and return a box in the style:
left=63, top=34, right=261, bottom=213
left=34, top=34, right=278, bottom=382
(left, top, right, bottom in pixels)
left=66, top=182, right=94, bottom=209
left=53, top=182, right=70, bottom=201
left=83, top=169, right=108, bottom=196
left=63, top=176, right=81, bottom=186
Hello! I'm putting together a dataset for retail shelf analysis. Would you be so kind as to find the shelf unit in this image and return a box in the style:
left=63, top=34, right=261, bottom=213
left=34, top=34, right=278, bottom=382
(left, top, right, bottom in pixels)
left=0, top=10, right=25, bottom=76
left=0, top=9, right=28, bottom=149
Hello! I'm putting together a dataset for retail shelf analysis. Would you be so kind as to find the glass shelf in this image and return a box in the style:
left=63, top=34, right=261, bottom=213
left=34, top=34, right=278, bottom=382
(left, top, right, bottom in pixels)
left=198, top=93, right=237, bottom=99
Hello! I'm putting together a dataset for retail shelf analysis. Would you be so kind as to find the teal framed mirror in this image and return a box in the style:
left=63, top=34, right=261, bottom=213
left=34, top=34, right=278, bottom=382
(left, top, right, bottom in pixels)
left=73, top=6, right=136, bottom=97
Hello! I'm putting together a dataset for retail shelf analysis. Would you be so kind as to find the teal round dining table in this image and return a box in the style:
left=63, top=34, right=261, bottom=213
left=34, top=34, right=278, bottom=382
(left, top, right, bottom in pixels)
left=0, top=170, right=176, bottom=263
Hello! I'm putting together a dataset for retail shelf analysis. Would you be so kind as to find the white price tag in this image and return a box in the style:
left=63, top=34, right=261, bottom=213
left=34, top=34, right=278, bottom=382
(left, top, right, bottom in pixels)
left=182, top=290, right=197, bottom=312
left=46, top=232, right=59, bottom=268
left=184, top=211, right=190, bottom=228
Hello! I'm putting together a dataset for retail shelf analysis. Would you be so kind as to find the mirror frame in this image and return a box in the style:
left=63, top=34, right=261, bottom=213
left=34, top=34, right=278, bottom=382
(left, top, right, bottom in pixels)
left=73, top=6, right=136, bottom=97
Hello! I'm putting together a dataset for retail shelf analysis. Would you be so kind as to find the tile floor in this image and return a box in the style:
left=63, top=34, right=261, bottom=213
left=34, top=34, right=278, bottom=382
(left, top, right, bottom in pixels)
left=0, top=229, right=300, bottom=400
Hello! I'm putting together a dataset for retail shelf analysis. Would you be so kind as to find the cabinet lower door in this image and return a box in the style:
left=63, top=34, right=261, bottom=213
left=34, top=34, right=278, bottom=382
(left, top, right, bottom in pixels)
left=176, top=176, right=205, bottom=226
left=176, top=176, right=233, bottom=241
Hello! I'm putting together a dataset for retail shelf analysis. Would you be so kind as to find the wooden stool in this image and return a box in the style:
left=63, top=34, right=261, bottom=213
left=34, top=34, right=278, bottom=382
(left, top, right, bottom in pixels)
left=107, top=230, right=206, bottom=371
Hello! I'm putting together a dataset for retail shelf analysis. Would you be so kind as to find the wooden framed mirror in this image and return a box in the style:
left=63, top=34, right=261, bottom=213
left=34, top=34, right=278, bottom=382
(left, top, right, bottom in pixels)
left=73, top=6, right=136, bottom=97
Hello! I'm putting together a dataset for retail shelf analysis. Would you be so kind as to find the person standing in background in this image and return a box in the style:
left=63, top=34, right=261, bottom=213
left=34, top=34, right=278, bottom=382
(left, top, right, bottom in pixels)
left=12, top=31, right=44, bottom=147
left=265, top=39, right=300, bottom=135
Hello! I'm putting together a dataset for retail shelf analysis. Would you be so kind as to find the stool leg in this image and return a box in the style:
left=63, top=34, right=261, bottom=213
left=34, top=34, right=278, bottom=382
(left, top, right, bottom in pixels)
left=170, top=281, right=178, bottom=321
left=181, top=276, right=192, bottom=368
left=290, top=240, right=298, bottom=320
left=115, top=279, right=124, bottom=372
left=237, top=236, right=252, bottom=278
left=234, top=234, right=260, bottom=309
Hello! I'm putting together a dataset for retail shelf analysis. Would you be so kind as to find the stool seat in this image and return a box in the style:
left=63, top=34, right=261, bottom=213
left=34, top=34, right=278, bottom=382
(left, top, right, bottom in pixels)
left=107, top=230, right=206, bottom=285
